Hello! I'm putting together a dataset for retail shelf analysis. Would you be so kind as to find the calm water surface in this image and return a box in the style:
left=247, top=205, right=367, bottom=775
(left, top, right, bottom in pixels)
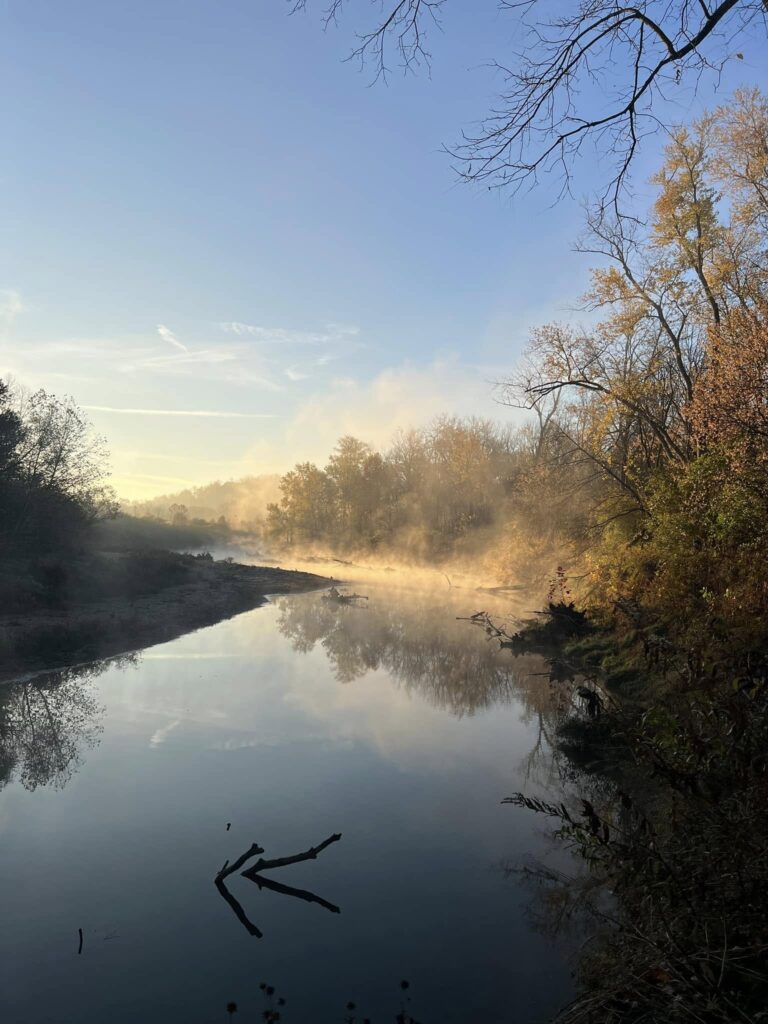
left=0, top=583, right=575, bottom=1023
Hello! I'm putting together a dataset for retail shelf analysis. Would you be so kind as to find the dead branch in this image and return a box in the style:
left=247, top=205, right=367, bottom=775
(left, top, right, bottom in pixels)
left=216, top=841, right=265, bottom=881
left=457, top=611, right=522, bottom=647
left=294, top=1, right=767, bottom=203
left=241, top=833, right=342, bottom=876
left=248, top=873, right=341, bottom=914
left=323, top=588, right=368, bottom=605
left=214, top=832, right=343, bottom=937
left=215, top=877, right=264, bottom=938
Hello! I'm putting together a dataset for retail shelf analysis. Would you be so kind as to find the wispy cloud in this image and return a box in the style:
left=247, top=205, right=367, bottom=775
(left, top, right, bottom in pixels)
left=325, top=322, right=360, bottom=337
left=128, top=348, right=238, bottom=373
left=221, top=369, right=285, bottom=392
left=157, top=323, right=188, bottom=353
left=5, top=318, right=355, bottom=395
left=0, top=288, right=25, bottom=325
left=19, top=339, right=125, bottom=357
left=150, top=719, right=181, bottom=747
left=216, top=321, right=360, bottom=348
left=84, top=405, right=275, bottom=418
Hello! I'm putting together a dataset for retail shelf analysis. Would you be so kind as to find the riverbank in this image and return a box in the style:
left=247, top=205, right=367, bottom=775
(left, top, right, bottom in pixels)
left=0, top=552, right=332, bottom=684
left=502, top=600, right=768, bottom=1024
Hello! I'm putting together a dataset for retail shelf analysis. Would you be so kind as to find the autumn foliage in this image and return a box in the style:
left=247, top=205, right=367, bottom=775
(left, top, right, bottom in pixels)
left=690, top=306, right=768, bottom=468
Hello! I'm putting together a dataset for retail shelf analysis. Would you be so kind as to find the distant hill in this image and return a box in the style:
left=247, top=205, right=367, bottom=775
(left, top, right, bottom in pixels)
left=124, top=474, right=282, bottom=529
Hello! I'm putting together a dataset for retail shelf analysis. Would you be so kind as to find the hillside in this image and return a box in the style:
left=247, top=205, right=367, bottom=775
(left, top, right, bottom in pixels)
left=124, top=474, right=282, bottom=528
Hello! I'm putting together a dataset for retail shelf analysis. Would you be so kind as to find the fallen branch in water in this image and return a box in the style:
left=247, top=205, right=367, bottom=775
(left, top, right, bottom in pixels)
left=217, top=841, right=265, bottom=881
left=248, top=873, right=341, bottom=914
left=322, top=588, right=368, bottom=605
left=456, top=611, right=521, bottom=648
left=215, top=877, right=264, bottom=938
left=241, top=833, right=342, bottom=876
left=214, top=833, right=343, bottom=937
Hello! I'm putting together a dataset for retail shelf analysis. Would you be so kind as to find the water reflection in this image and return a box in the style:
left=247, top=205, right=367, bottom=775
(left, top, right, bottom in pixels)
left=0, top=590, right=575, bottom=1024
left=275, top=588, right=565, bottom=718
left=274, top=589, right=575, bottom=789
left=0, top=656, right=132, bottom=791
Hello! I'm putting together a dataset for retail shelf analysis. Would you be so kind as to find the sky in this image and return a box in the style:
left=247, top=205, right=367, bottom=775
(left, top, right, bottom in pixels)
left=1, top=1, right=766, bottom=499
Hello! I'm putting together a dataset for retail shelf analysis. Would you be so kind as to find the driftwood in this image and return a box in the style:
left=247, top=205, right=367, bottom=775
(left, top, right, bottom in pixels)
left=215, top=877, right=263, bottom=937
left=214, top=833, right=343, bottom=937
left=456, top=611, right=522, bottom=649
left=322, top=587, right=368, bottom=606
left=217, top=841, right=265, bottom=881
left=240, top=833, right=342, bottom=876
left=249, top=873, right=341, bottom=915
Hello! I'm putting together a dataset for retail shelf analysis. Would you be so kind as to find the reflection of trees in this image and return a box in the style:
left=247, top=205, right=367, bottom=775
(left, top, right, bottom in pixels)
left=0, top=656, right=131, bottom=791
left=275, top=591, right=571, bottom=727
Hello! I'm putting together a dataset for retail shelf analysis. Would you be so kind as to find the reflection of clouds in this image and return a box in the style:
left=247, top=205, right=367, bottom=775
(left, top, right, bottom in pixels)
left=212, top=736, right=265, bottom=751
left=86, top=588, right=560, bottom=785
left=276, top=662, right=533, bottom=776
left=149, top=719, right=181, bottom=747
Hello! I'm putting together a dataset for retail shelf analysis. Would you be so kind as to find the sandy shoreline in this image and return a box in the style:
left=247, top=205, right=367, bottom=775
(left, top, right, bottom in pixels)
left=0, top=559, right=332, bottom=685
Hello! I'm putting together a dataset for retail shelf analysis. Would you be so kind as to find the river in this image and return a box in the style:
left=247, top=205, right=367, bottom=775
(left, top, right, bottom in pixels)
left=0, top=579, right=576, bottom=1023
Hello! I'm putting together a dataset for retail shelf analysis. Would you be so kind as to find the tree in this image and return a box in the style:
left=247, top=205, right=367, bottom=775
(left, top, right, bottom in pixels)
left=13, top=387, right=118, bottom=521
left=499, top=92, right=768, bottom=509
left=168, top=503, right=189, bottom=525
left=325, top=436, right=373, bottom=535
left=268, top=462, right=337, bottom=543
left=712, top=86, right=768, bottom=233
left=689, top=303, right=768, bottom=467
left=0, top=380, right=23, bottom=474
left=294, top=0, right=767, bottom=200
left=0, top=380, right=117, bottom=556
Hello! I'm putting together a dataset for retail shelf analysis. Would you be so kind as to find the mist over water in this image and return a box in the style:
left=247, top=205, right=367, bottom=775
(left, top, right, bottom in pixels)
left=0, top=583, right=575, bottom=1023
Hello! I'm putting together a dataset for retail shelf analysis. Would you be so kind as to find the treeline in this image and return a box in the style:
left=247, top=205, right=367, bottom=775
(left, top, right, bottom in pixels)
left=125, top=474, right=281, bottom=530
left=0, top=381, right=117, bottom=560
left=264, top=419, right=588, bottom=572
left=267, top=423, right=514, bottom=551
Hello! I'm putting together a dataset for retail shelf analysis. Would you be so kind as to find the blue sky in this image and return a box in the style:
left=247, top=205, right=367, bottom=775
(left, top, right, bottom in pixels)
left=1, top=1, right=765, bottom=497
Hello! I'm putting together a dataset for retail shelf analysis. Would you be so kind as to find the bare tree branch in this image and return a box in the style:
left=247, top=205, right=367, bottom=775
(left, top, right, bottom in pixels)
left=293, top=1, right=767, bottom=200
